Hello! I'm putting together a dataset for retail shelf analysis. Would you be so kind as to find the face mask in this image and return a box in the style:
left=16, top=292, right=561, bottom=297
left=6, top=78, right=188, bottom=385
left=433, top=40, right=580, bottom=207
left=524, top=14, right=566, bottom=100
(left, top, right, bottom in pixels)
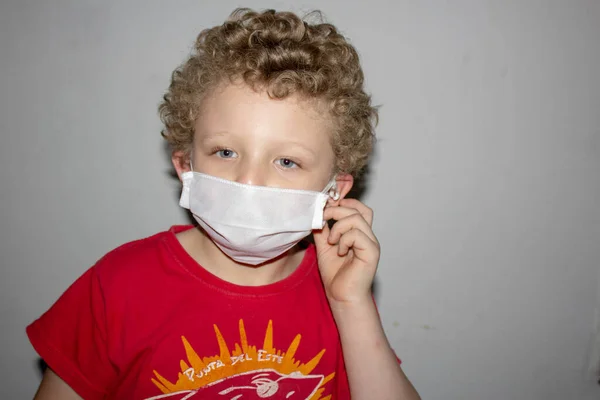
left=179, top=171, right=339, bottom=265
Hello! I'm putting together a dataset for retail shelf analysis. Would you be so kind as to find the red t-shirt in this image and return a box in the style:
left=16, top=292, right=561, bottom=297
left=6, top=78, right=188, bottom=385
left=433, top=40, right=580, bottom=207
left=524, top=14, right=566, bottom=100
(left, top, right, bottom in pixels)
left=27, top=226, right=352, bottom=399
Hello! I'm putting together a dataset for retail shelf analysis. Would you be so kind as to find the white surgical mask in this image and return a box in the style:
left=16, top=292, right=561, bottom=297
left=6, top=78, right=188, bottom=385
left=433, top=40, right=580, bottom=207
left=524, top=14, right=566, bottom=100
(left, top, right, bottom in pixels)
left=179, top=171, right=339, bottom=265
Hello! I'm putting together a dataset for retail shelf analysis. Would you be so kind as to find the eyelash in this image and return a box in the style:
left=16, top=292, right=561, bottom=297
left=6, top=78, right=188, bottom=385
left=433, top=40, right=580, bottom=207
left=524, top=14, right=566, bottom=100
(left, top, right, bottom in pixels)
left=278, top=157, right=301, bottom=169
left=209, top=147, right=301, bottom=169
left=210, top=146, right=236, bottom=158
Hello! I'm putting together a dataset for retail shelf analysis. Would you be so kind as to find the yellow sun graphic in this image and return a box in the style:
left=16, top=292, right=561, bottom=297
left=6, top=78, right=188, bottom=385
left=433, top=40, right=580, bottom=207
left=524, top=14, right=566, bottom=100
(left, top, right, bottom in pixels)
left=151, top=319, right=334, bottom=399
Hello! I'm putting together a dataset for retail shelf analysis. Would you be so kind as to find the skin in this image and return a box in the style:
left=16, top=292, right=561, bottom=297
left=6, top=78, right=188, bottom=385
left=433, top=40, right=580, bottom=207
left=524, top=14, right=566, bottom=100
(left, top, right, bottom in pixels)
left=34, top=83, right=420, bottom=400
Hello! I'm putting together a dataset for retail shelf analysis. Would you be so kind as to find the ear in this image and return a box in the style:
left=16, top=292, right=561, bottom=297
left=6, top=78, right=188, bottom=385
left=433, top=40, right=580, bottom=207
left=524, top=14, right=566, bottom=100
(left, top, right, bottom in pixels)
left=327, top=173, right=354, bottom=206
left=172, top=150, right=191, bottom=182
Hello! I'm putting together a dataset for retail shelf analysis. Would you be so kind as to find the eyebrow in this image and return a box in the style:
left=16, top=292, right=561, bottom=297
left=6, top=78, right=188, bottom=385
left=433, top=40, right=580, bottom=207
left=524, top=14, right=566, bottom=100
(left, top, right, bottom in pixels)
left=285, top=140, right=317, bottom=157
left=197, top=131, right=229, bottom=143
left=199, top=131, right=318, bottom=157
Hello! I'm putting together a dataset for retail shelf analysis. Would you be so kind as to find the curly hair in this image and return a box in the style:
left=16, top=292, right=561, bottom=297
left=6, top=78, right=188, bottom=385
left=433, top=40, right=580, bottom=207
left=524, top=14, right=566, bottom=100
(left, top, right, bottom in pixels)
left=159, top=8, right=377, bottom=176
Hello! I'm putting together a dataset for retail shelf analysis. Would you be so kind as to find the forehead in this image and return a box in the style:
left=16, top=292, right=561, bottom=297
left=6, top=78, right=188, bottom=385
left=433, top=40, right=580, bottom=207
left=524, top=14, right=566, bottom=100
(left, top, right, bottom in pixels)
left=195, top=83, right=333, bottom=144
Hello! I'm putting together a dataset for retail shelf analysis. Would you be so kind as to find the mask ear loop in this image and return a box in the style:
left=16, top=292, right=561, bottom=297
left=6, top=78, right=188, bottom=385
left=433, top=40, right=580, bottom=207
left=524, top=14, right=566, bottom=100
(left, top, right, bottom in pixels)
left=329, top=187, right=340, bottom=200
left=326, top=176, right=340, bottom=200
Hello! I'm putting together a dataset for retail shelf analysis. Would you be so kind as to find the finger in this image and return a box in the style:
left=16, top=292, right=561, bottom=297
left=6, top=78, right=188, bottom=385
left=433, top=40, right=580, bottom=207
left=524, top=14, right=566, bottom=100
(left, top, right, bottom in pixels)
left=312, top=217, right=333, bottom=252
left=337, top=228, right=380, bottom=265
left=325, top=199, right=374, bottom=227
left=323, top=205, right=361, bottom=223
left=328, top=212, right=377, bottom=244
left=338, top=199, right=374, bottom=226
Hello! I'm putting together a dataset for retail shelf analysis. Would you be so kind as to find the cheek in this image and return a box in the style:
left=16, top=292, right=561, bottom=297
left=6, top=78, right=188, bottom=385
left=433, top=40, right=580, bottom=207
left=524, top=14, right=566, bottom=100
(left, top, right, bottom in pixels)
left=189, top=149, right=215, bottom=174
left=304, top=172, right=335, bottom=192
left=307, top=152, right=336, bottom=190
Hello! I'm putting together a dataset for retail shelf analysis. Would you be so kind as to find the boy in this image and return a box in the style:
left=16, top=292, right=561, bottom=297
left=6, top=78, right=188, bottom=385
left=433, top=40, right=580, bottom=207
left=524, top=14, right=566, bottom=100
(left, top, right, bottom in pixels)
left=28, top=8, right=420, bottom=400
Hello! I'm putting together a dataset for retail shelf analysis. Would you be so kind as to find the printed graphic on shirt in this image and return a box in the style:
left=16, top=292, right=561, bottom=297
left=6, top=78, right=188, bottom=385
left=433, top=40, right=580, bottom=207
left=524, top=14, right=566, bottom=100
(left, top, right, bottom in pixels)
left=146, top=319, right=334, bottom=400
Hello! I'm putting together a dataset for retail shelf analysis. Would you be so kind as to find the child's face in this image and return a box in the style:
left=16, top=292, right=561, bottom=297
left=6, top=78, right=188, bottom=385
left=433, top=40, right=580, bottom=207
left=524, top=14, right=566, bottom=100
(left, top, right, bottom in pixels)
left=189, top=83, right=337, bottom=192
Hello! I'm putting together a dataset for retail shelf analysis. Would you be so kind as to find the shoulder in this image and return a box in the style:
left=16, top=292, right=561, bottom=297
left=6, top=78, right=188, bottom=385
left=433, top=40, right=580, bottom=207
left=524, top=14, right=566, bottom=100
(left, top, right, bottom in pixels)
left=92, top=225, right=193, bottom=290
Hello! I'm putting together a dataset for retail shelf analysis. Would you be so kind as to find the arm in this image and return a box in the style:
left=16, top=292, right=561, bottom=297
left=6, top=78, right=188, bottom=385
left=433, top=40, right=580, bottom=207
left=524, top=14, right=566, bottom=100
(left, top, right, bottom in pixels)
left=314, top=198, right=421, bottom=399
left=332, top=300, right=420, bottom=400
left=34, top=368, right=82, bottom=400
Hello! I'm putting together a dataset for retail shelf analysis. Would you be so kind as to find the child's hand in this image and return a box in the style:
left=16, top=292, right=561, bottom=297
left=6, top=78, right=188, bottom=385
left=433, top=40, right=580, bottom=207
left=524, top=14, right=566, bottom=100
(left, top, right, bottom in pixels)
left=313, top=198, right=380, bottom=308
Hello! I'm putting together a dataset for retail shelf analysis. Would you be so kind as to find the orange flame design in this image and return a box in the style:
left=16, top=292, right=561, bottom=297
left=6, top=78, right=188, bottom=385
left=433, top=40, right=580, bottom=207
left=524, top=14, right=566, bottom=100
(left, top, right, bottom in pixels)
left=151, top=319, right=334, bottom=399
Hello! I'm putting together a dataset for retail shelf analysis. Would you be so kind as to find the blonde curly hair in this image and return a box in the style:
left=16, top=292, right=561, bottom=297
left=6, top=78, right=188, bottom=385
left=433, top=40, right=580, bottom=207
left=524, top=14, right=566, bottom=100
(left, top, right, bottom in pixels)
left=159, top=8, right=377, bottom=176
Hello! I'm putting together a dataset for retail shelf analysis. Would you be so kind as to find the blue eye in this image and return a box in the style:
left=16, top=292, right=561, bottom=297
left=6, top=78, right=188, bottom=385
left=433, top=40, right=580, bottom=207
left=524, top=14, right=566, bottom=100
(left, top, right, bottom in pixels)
left=215, top=149, right=237, bottom=158
left=278, top=158, right=298, bottom=169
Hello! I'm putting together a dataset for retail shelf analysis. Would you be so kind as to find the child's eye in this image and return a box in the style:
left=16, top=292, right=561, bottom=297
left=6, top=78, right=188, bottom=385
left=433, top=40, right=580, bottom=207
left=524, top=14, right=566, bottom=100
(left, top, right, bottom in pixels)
left=277, top=158, right=299, bottom=169
left=213, top=148, right=237, bottom=159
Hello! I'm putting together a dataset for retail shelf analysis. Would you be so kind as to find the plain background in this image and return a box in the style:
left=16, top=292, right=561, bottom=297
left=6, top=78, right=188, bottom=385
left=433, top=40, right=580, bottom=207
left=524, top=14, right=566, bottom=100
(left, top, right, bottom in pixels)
left=1, top=0, right=599, bottom=399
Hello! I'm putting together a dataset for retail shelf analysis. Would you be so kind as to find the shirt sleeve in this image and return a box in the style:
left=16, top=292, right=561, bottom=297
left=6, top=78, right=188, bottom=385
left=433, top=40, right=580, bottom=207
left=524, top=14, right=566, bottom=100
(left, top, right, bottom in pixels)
left=27, top=266, right=117, bottom=399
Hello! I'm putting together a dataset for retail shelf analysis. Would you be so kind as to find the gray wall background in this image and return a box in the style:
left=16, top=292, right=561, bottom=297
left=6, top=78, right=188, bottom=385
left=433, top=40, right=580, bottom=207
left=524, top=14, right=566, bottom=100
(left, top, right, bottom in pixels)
left=1, top=0, right=599, bottom=399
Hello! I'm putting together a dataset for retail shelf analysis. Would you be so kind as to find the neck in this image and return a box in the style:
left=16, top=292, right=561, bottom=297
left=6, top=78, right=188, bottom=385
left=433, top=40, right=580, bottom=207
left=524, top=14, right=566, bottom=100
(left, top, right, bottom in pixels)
left=179, top=226, right=307, bottom=286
